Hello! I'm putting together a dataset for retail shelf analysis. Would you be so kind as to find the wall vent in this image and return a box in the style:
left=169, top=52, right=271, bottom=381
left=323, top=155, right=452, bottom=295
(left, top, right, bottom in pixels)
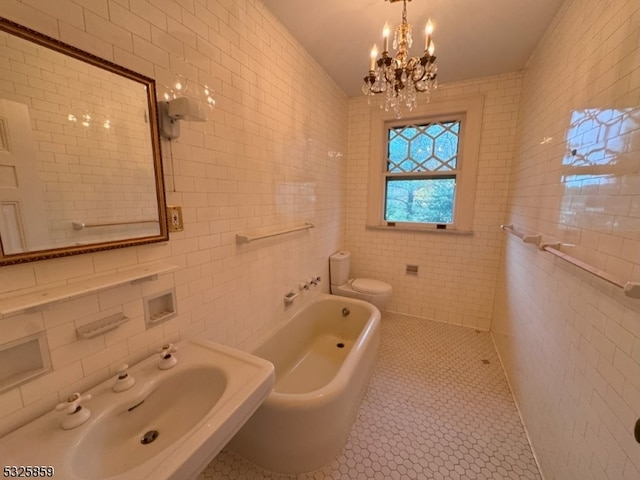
left=406, top=264, right=419, bottom=275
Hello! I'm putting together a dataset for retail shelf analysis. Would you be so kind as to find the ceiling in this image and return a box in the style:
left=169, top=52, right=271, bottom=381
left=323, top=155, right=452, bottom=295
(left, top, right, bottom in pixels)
left=261, top=0, right=566, bottom=97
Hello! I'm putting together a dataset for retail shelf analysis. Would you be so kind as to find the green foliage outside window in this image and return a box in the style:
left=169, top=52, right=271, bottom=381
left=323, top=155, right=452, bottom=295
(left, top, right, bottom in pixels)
left=385, top=178, right=455, bottom=223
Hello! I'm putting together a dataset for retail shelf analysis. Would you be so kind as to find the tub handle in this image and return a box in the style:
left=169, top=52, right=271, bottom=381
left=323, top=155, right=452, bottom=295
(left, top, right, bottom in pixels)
left=342, top=307, right=350, bottom=317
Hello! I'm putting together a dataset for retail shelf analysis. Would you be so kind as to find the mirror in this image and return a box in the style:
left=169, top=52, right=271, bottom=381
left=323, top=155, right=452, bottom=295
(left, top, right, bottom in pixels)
left=0, top=17, right=168, bottom=266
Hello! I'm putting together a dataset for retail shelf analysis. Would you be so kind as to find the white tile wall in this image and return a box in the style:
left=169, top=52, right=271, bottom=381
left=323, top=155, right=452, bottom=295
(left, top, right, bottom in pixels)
left=346, top=73, right=522, bottom=330
left=0, top=0, right=347, bottom=436
left=492, top=0, right=640, bottom=479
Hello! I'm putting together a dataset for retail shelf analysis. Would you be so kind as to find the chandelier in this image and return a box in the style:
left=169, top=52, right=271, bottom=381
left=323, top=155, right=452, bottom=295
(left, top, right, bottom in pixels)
left=362, top=0, right=438, bottom=117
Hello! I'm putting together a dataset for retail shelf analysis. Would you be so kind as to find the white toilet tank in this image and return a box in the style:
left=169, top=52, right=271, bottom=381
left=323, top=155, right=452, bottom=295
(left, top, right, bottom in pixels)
left=329, top=251, right=351, bottom=286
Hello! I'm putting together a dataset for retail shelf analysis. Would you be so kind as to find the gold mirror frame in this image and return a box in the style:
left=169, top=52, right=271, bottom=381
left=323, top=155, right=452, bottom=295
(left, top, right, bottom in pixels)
left=0, top=17, right=168, bottom=266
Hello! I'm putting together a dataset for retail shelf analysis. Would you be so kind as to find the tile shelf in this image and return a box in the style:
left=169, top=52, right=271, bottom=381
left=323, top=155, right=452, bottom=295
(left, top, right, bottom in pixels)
left=0, top=262, right=178, bottom=319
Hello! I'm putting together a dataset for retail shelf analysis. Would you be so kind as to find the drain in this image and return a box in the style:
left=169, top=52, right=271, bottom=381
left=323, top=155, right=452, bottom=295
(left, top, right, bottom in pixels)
left=336, top=343, right=345, bottom=348
left=140, top=430, right=159, bottom=445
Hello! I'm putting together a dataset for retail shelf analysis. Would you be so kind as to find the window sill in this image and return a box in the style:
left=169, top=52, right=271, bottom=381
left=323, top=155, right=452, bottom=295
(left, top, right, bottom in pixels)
left=365, top=224, right=474, bottom=235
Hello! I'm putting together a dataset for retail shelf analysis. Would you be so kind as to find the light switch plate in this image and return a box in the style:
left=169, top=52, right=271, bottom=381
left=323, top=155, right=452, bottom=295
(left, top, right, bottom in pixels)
left=167, top=205, right=183, bottom=232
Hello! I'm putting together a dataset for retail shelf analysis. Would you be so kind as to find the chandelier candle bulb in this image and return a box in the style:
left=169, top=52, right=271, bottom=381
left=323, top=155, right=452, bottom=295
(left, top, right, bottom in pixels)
left=425, top=19, right=433, bottom=50
left=383, top=22, right=390, bottom=52
left=370, top=44, right=378, bottom=70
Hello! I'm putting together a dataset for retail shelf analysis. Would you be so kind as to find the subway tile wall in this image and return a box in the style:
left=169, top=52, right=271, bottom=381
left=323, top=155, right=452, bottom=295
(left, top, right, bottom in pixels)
left=346, top=73, right=522, bottom=330
left=492, top=0, right=640, bottom=479
left=0, top=0, right=347, bottom=436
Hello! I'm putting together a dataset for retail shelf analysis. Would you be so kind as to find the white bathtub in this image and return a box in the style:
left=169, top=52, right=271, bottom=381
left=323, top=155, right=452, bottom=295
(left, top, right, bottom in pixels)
left=227, top=294, right=381, bottom=473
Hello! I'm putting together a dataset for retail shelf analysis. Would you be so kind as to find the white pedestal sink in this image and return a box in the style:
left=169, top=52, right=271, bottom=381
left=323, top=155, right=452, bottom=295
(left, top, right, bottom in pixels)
left=0, top=339, right=274, bottom=480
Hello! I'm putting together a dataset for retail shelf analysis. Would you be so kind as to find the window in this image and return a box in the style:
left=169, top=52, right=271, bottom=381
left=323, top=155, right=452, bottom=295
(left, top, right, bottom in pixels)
left=385, top=121, right=460, bottom=224
left=367, top=95, right=484, bottom=232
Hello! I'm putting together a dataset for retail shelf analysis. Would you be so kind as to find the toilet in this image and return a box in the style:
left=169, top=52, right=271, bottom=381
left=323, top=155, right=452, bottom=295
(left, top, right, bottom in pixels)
left=329, top=251, right=392, bottom=310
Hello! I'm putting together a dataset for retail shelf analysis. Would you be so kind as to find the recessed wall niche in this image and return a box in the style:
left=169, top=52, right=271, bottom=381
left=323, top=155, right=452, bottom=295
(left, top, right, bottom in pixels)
left=0, top=332, right=51, bottom=393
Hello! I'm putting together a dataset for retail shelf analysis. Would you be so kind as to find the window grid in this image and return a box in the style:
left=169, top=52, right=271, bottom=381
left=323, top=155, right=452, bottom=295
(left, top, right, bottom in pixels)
left=387, top=121, right=460, bottom=173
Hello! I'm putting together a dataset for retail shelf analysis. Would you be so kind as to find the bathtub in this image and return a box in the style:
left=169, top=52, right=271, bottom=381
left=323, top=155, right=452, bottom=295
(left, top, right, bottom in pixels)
left=227, top=293, right=381, bottom=473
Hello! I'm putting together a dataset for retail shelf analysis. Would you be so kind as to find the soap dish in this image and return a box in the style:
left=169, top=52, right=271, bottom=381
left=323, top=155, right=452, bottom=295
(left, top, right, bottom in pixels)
left=76, top=313, right=129, bottom=339
left=284, top=291, right=298, bottom=304
left=144, top=288, right=177, bottom=328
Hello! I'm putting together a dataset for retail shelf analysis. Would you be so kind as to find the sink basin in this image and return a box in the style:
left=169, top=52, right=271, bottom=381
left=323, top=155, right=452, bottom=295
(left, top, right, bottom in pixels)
left=74, top=365, right=228, bottom=478
left=0, top=339, right=274, bottom=480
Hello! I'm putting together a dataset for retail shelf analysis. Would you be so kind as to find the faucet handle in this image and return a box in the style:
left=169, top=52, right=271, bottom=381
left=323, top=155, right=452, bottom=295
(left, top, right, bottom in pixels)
left=159, top=343, right=177, bottom=358
left=158, top=343, right=178, bottom=370
left=55, top=392, right=92, bottom=414
left=55, top=392, right=92, bottom=429
left=112, top=364, right=136, bottom=392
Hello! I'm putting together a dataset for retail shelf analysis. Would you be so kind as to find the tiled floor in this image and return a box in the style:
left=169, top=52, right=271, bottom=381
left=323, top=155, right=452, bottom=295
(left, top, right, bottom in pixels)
left=198, top=312, right=542, bottom=480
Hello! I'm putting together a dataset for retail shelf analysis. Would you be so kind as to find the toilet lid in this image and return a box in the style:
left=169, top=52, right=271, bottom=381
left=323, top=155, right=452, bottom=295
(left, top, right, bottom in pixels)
left=350, top=278, right=391, bottom=295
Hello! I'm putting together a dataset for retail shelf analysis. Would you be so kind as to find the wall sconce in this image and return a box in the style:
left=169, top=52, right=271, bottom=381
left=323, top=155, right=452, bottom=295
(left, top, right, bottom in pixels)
left=158, top=97, right=207, bottom=139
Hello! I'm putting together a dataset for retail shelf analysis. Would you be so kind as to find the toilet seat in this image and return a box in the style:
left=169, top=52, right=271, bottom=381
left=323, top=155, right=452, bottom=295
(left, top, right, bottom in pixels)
left=349, top=278, right=391, bottom=295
